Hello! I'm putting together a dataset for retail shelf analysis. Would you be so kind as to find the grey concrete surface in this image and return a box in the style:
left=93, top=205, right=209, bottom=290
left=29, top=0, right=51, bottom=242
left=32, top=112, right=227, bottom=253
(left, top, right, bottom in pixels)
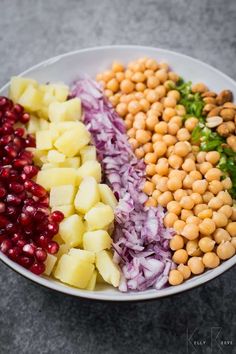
left=0, top=0, right=236, bottom=353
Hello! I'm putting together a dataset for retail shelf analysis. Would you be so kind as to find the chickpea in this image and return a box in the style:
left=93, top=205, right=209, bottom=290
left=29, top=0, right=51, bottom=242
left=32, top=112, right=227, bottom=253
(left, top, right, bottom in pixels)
left=192, top=82, right=208, bottom=93
left=226, top=222, right=236, bottom=237
left=218, top=205, right=233, bottom=219
left=153, top=141, right=167, bottom=157
left=116, top=102, right=128, bottom=117
left=139, top=98, right=150, bottom=112
left=217, top=191, right=232, bottom=206
left=116, top=72, right=125, bottom=82
left=203, top=252, right=220, bottom=268
left=205, top=151, right=221, bottom=165
left=177, top=128, right=191, bottom=142
left=205, top=168, right=222, bottom=182
left=217, top=241, right=235, bottom=260
left=166, top=201, right=181, bottom=215
left=186, top=153, right=196, bottom=161
left=198, top=162, right=213, bottom=175
left=144, top=152, right=158, bottom=164
left=127, top=127, right=136, bottom=138
left=154, top=85, right=165, bottom=99
left=182, top=159, right=196, bottom=172
left=135, top=82, right=146, bottom=92
left=146, top=116, right=159, bottom=131
left=177, top=264, right=191, bottom=279
left=151, top=102, right=164, bottom=112
left=198, top=209, right=213, bottom=219
left=102, top=70, right=115, bottom=82
left=154, top=121, right=168, bottom=134
left=146, top=76, right=159, bottom=89
left=136, top=129, right=151, bottom=144
left=163, top=108, right=176, bottom=122
left=192, top=180, right=208, bottom=194
left=143, top=181, right=155, bottom=196
left=182, top=175, right=194, bottom=189
left=194, top=203, right=208, bottom=216
left=124, top=119, right=133, bottom=129
left=156, top=176, right=168, bottom=192
left=168, top=71, right=179, bottom=82
left=156, top=162, right=169, bottom=176
left=179, top=196, right=194, bottom=210
left=133, top=118, right=146, bottom=130
left=128, top=138, right=138, bottom=150
left=146, top=90, right=159, bottom=103
left=213, top=228, right=231, bottom=244
left=174, top=142, right=191, bottom=157
left=186, top=215, right=201, bottom=226
left=143, top=142, right=153, bottom=153
left=173, top=189, right=187, bottom=202
left=208, top=180, right=223, bottom=195
left=191, top=193, right=203, bottom=205
left=167, top=90, right=180, bottom=101
left=199, top=218, right=216, bottom=236
left=109, top=95, right=120, bottom=106
left=152, top=189, right=161, bottom=201
left=162, top=134, right=177, bottom=147
left=170, top=235, right=184, bottom=250
left=145, top=197, right=158, bottom=207
left=172, top=249, right=188, bottom=264
left=132, top=72, right=146, bottom=83
left=167, top=178, right=183, bottom=191
left=169, top=269, right=184, bottom=285
left=196, top=152, right=206, bottom=164
left=145, top=58, right=158, bottom=71
left=107, top=78, right=119, bottom=93
left=221, top=177, right=232, bottom=190
left=186, top=240, right=202, bottom=256
left=146, top=164, right=156, bottom=176
left=128, top=100, right=142, bottom=115
left=188, top=257, right=204, bottom=274
left=169, top=170, right=186, bottom=180
left=202, top=192, right=214, bottom=204
left=167, top=122, right=179, bottom=135
left=208, top=197, right=223, bottom=210
left=120, top=79, right=134, bottom=94
left=199, top=237, right=215, bottom=253
left=175, top=104, right=186, bottom=116
left=169, top=115, right=183, bottom=127
left=163, top=96, right=177, bottom=108
left=232, top=207, right=236, bottom=221
left=185, top=117, right=198, bottom=132
left=164, top=80, right=175, bottom=90
left=182, top=223, right=199, bottom=240
left=168, top=155, right=183, bottom=169
left=212, top=212, right=228, bottom=228
left=132, top=62, right=145, bottom=72
left=155, top=69, right=168, bottom=83
left=144, top=69, right=154, bottom=78
left=134, top=92, right=145, bottom=100
left=173, top=220, right=186, bottom=234
left=231, top=237, right=236, bottom=249
left=135, top=147, right=145, bottom=159
left=157, top=191, right=173, bottom=207
left=152, top=133, right=163, bottom=143
left=164, top=212, right=178, bottom=227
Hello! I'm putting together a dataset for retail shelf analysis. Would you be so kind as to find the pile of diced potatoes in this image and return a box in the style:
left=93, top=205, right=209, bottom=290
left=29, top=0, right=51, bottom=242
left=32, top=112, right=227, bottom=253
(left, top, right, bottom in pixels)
left=9, top=77, right=121, bottom=291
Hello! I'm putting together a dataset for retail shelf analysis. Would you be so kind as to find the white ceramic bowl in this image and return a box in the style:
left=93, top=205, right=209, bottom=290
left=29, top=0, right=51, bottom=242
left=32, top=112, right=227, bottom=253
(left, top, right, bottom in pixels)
left=0, top=45, right=235, bottom=301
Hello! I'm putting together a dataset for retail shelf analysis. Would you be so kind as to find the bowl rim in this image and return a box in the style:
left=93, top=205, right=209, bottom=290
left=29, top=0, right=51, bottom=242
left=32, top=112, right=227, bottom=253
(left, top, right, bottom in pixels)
left=0, top=44, right=235, bottom=302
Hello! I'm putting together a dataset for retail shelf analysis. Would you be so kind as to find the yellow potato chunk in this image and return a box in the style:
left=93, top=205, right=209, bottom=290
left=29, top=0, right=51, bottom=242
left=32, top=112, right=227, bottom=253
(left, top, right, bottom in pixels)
left=44, top=254, right=57, bottom=276
left=76, top=161, right=102, bottom=185
left=49, top=121, right=80, bottom=134
left=74, top=176, right=100, bottom=214
left=39, top=119, right=50, bottom=130
left=59, top=214, right=85, bottom=247
left=68, top=248, right=95, bottom=263
left=85, top=203, right=114, bottom=230
left=59, top=157, right=80, bottom=168
left=56, top=243, right=70, bottom=259
left=80, top=146, right=97, bottom=164
left=48, top=98, right=81, bottom=122
left=51, top=84, right=69, bottom=102
left=49, top=185, right=76, bottom=207
left=51, top=205, right=75, bottom=217
left=41, top=163, right=59, bottom=170
left=36, top=130, right=53, bottom=150
left=86, top=270, right=97, bottom=291
left=96, top=251, right=120, bottom=287
left=47, top=150, right=66, bottom=163
left=18, top=84, right=42, bottom=111
left=54, top=124, right=90, bottom=157
left=36, top=168, right=77, bottom=190
left=83, top=230, right=112, bottom=252
left=54, top=254, right=94, bottom=288
left=9, top=76, right=38, bottom=102
left=32, top=149, right=47, bottom=166
left=98, top=184, right=118, bottom=209
left=27, top=116, right=40, bottom=134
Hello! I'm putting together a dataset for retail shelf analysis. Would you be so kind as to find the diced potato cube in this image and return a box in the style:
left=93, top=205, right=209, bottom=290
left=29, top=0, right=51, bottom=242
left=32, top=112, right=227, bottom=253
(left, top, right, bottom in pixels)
left=37, top=106, right=49, bottom=120
left=51, top=84, right=69, bottom=102
left=98, top=184, right=118, bottom=209
left=76, top=161, right=102, bottom=185
left=86, top=270, right=97, bottom=291
left=9, top=76, right=38, bottom=102
left=51, top=205, right=75, bottom=217
left=83, top=230, right=112, bottom=252
left=47, top=150, right=66, bottom=163
left=36, top=168, right=77, bottom=190
left=54, top=124, right=90, bottom=157
left=49, top=185, right=76, bottom=207
left=80, top=146, right=96, bottom=164
left=59, top=157, right=80, bottom=168
left=44, top=254, right=57, bottom=276
left=96, top=251, right=120, bottom=287
left=27, top=116, right=40, bottom=134
left=49, top=121, right=79, bottom=134
left=56, top=243, right=70, bottom=259
left=32, top=149, right=47, bottom=166
left=68, top=248, right=95, bottom=263
left=43, top=91, right=56, bottom=106
left=48, top=98, right=81, bottom=122
left=53, top=234, right=64, bottom=245
left=18, top=84, right=42, bottom=111
left=36, top=130, right=53, bottom=150
left=39, top=119, right=50, bottom=130
left=74, top=176, right=100, bottom=214
left=97, top=273, right=106, bottom=284
left=59, top=214, right=85, bottom=247
left=85, top=203, right=114, bottom=230
left=54, top=254, right=94, bottom=288
left=41, top=163, right=59, bottom=170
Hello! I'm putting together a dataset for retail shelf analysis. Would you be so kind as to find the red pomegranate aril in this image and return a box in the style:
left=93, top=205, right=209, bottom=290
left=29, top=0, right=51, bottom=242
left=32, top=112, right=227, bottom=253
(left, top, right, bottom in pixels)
left=14, top=127, right=25, bottom=137
left=31, top=183, right=47, bottom=198
left=5, top=111, right=17, bottom=123
left=35, top=248, right=47, bottom=262
left=0, top=135, right=12, bottom=145
left=0, top=187, right=6, bottom=197
left=6, top=205, right=19, bottom=217
left=24, top=225, right=34, bottom=237
left=0, top=167, right=11, bottom=178
left=19, top=212, right=31, bottom=226
left=0, top=215, right=9, bottom=227
left=13, top=137, right=24, bottom=150
left=0, top=202, right=6, bottom=213
left=9, top=182, right=24, bottom=193
left=18, top=255, right=34, bottom=268
left=2, top=124, right=14, bottom=135
left=4, top=144, right=18, bottom=158
left=34, top=210, right=46, bottom=222
left=6, top=194, right=22, bottom=206
left=37, top=235, right=49, bottom=248
left=20, top=113, right=30, bottom=124
left=38, top=196, right=49, bottom=206
left=2, top=156, right=12, bottom=165
left=30, top=262, right=45, bottom=275
left=25, top=134, right=36, bottom=147
left=16, top=239, right=27, bottom=248
left=24, top=180, right=34, bottom=190
left=47, top=222, right=59, bottom=235
left=20, top=172, right=27, bottom=181
left=47, top=241, right=59, bottom=254
left=50, top=210, right=64, bottom=223
left=23, top=165, right=38, bottom=178
left=8, top=246, right=21, bottom=261
left=0, top=97, right=7, bottom=106
left=12, top=103, right=24, bottom=115
left=6, top=222, right=18, bottom=233
left=13, top=158, right=29, bottom=168
left=23, top=243, right=36, bottom=256
left=0, top=239, right=12, bottom=253
left=11, top=232, right=23, bottom=243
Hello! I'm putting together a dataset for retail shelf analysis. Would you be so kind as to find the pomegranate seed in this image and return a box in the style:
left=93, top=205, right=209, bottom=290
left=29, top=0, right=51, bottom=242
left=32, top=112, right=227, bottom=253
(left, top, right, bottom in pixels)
left=0, top=239, right=12, bottom=253
left=38, top=196, right=49, bottom=206
left=2, top=124, right=13, bottom=135
left=13, top=158, right=29, bottom=168
left=18, top=255, right=33, bottom=268
left=35, top=248, right=47, bottom=262
left=6, top=205, right=19, bottom=217
left=31, top=183, right=47, bottom=198
left=37, top=235, right=49, bottom=248
left=11, top=232, right=23, bottom=244
left=0, top=135, right=12, bottom=145
left=30, top=262, right=45, bottom=275
left=25, top=134, right=36, bottom=147
left=8, top=246, right=21, bottom=261
left=47, top=222, right=59, bottom=236
left=20, top=113, right=30, bottom=124
left=20, top=172, right=27, bottom=181
left=2, top=156, right=11, bottom=165
left=13, top=104, right=24, bottom=115
left=5, top=111, right=17, bottom=123
left=14, top=128, right=25, bottom=137
left=23, top=165, right=38, bottom=178
left=4, top=144, right=18, bottom=158
left=50, top=210, right=64, bottom=223
left=13, top=137, right=24, bottom=150
left=6, top=223, right=18, bottom=233
left=47, top=241, right=59, bottom=254
left=0, top=187, right=6, bottom=197
left=0, top=202, right=6, bottom=213
left=0, top=167, right=11, bottom=178
left=24, top=225, right=34, bottom=237
left=0, top=97, right=7, bottom=106
left=16, top=239, right=27, bottom=248
left=0, top=215, right=9, bottom=227
left=23, top=243, right=36, bottom=256
left=19, top=212, right=31, bottom=226
left=6, top=194, right=22, bottom=206
left=33, top=210, right=46, bottom=222
left=9, top=182, right=24, bottom=193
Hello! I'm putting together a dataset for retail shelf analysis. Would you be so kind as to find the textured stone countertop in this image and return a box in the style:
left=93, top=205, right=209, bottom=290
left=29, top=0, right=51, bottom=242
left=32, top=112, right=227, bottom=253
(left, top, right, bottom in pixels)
left=0, top=0, right=236, bottom=353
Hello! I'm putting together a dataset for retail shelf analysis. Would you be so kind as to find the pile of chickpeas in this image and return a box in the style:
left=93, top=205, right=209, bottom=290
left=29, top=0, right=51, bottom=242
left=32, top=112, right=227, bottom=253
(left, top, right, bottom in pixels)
left=96, top=57, right=236, bottom=286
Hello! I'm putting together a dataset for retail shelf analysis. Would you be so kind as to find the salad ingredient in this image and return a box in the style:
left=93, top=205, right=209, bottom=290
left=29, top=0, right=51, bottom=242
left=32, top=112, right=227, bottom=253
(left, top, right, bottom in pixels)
left=49, top=185, right=76, bottom=207
left=96, top=250, right=120, bottom=287
left=187, top=257, right=204, bottom=275
left=36, top=168, right=77, bottom=190
left=98, top=184, right=118, bottom=209
left=48, top=98, right=81, bottom=122
left=59, top=214, right=85, bottom=247
left=216, top=241, right=235, bottom=260
left=80, top=145, right=97, bottom=163
left=74, top=176, right=100, bottom=213
left=68, top=248, right=95, bottom=263
left=168, top=269, right=184, bottom=285
left=84, top=203, right=114, bottom=231
left=76, top=160, right=102, bottom=184
left=202, top=252, right=220, bottom=268
left=83, top=230, right=112, bottom=252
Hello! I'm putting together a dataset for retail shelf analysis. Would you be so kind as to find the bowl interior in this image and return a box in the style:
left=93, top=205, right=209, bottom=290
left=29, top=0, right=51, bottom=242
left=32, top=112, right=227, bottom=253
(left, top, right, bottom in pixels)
left=0, top=45, right=236, bottom=301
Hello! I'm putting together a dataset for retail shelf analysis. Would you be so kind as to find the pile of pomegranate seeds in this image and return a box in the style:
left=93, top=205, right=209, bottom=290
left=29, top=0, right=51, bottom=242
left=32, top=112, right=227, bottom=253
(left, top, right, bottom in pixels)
left=0, top=96, right=64, bottom=275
